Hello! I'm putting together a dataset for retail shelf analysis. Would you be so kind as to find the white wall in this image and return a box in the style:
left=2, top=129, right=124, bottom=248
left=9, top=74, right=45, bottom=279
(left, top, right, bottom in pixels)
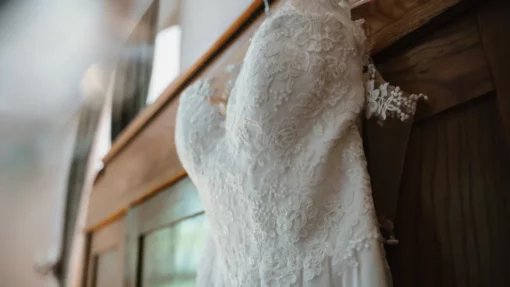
left=179, top=0, right=253, bottom=71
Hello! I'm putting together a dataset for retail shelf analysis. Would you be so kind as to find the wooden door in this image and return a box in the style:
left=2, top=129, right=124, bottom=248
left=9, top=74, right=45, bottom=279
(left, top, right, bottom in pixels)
left=125, top=177, right=208, bottom=287
left=373, top=1, right=510, bottom=286
left=84, top=218, right=125, bottom=287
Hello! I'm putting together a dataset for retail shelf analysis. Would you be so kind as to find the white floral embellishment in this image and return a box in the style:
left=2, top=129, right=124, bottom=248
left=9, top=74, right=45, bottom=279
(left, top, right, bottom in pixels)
left=365, top=64, right=427, bottom=123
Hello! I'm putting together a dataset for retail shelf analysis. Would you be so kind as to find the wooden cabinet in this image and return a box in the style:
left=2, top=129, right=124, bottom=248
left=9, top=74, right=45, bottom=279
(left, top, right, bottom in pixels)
left=82, top=1, right=510, bottom=286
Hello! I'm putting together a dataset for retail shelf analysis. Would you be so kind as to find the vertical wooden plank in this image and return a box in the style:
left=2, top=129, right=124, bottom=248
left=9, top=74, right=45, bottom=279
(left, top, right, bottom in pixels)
left=389, top=95, right=510, bottom=287
left=477, top=0, right=510, bottom=147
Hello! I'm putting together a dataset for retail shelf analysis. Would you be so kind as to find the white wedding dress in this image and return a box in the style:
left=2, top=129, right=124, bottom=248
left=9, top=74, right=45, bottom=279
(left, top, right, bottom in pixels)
left=175, top=0, right=396, bottom=286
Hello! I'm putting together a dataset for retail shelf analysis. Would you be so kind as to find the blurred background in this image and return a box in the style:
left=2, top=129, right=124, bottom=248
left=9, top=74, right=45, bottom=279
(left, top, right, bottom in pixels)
left=0, top=0, right=252, bottom=286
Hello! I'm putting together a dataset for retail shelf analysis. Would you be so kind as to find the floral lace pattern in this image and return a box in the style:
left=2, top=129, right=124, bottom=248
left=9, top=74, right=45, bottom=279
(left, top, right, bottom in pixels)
left=176, top=1, right=391, bottom=286
left=365, top=64, right=427, bottom=124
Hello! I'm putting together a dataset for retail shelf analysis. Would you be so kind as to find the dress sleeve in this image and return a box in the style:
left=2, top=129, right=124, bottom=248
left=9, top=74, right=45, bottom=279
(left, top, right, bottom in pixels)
left=362, top=61, right=427, bottom=242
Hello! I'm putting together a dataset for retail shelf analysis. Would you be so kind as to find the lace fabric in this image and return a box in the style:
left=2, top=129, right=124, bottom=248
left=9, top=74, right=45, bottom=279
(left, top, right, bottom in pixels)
left=176, top=1, right=396, bottom=286
left=364, top=64, right=427, bottom=124
left=289, top=0, right=352, bottom=16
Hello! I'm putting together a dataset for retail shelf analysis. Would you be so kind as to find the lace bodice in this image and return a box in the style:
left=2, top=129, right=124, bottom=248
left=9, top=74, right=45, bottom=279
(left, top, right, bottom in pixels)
left=175, top=1, right=408, bottom=286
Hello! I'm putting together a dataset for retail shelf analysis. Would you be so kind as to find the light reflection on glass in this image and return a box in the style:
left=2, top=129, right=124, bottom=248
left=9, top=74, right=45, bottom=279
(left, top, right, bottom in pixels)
left=142, top=214, right=208, bottom=287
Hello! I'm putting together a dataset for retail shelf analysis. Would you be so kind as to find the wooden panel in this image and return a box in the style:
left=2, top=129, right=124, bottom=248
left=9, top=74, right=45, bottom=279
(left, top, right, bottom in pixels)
left=368, top=13, right=494, bottom=222
left=377, top=15, right=494, bottom=121
left=388, top=94, right=510, bottom=287
left=355, top=0, right=463, bottom=53
left=88, top=0, right=470, bottom=231
left=141, top=214, right=208, bottom=287
left=84, top=218, right=125, bottom=287
left=477, top=0, right=510, bottom=147
left=125, top=177, right=206, bottom=287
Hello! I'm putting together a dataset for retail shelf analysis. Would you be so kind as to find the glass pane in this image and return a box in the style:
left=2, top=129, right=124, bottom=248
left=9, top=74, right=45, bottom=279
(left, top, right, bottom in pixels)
left=142, top=214, right=208, bottom=287
left=146, top=26, right=182, bottom=105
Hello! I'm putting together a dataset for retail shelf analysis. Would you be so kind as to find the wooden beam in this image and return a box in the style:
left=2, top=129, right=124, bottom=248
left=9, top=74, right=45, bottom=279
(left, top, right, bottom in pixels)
left=357, top=0, right=463, bottom=53
left=377, top=16, right=494, bottom=121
